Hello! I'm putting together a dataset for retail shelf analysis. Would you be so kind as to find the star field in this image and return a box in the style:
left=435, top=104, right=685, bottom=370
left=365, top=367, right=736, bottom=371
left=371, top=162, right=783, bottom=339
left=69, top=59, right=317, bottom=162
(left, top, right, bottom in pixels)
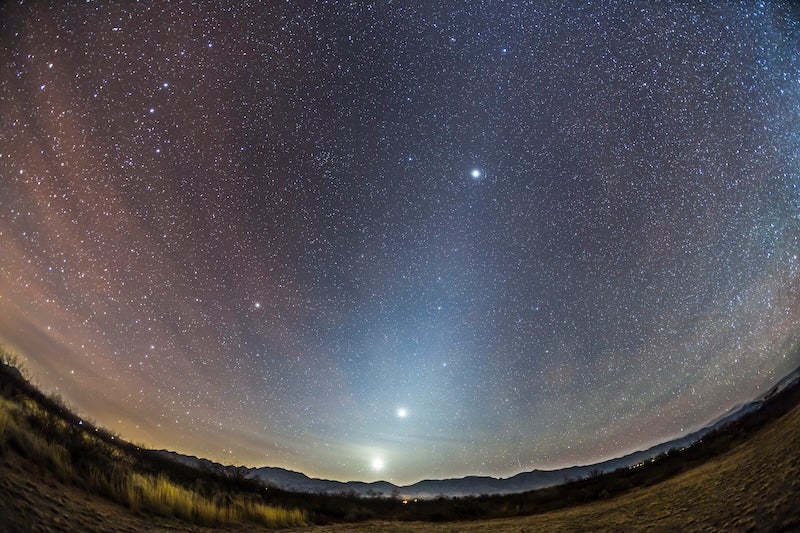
left=1, top=1, right=800, bottom=485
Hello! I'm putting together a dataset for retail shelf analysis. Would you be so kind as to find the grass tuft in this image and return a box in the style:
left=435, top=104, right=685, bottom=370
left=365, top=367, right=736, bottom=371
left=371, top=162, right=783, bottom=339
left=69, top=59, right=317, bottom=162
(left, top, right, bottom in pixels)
left=0, top=348, right=305, bottom=528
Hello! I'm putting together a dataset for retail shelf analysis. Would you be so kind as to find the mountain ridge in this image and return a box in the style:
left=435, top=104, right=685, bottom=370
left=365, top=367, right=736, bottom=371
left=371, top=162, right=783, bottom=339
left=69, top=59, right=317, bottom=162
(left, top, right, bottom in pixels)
left=159, top=364, right=800, bottom=498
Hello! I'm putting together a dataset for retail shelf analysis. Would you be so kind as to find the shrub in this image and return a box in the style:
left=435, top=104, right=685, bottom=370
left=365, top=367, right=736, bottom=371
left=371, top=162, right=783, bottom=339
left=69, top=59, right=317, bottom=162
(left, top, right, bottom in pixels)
left=0, top=358, right=305, bottom=529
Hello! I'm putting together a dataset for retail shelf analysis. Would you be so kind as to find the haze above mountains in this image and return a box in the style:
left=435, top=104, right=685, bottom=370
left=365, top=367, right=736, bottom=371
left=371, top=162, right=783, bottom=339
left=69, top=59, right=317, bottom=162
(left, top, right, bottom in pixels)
left=159, top=364, right=800, bottom=499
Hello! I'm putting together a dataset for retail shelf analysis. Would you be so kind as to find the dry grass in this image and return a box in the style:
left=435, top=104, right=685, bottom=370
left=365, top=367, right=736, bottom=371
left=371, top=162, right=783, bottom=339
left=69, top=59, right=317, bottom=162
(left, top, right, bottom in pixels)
left=115, top=472, right=305, bottom=527
left=2, top=345, right=799, bottom=531
left=0, top=347, right=25, bottom=372
left=0, top=398, right=10, bottom=440
left=294, top=399, right=800, bottom=532
left=0, top=358, right=306, bottom=530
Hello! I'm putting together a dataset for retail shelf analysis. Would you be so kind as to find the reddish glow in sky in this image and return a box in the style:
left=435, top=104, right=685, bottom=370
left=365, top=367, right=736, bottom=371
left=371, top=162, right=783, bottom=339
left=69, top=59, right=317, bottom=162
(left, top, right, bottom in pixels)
left=1, top=1, right=799, bottom=484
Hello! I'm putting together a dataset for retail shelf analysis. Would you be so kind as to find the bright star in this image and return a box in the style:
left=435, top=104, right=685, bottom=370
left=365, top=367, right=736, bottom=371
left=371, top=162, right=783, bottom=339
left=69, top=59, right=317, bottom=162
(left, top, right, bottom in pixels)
left=397, top=407, right=408, bottom=418
left=471, top=169, right=482, bottom=179
left=371, top=457, right=384, bottom=471
left=254, top=302, right=262, bottom=309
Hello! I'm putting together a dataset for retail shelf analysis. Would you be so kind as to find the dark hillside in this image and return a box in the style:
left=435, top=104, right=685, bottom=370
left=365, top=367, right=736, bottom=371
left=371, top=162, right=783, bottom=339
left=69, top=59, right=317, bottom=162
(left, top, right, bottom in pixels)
left=1, top=351, right=800, bottom=531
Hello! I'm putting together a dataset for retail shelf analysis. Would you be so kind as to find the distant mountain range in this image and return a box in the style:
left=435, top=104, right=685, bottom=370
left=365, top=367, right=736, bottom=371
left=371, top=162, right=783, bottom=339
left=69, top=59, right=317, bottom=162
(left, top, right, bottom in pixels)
left=159, top=365, right=800, bottom=499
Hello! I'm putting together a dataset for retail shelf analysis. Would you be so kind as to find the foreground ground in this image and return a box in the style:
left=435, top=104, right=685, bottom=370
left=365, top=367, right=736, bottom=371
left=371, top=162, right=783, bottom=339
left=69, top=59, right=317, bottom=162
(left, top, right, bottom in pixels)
left=1, top=365, right=799, bottom=531
left=298, top=399, right=800, bottom=532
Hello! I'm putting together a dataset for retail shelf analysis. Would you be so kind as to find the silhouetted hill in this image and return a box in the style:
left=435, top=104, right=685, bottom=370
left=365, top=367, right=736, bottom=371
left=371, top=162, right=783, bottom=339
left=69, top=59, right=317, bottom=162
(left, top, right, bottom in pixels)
left=157, top=364, right=800, bottom=499
left=3, top=350, right=800, bottom=530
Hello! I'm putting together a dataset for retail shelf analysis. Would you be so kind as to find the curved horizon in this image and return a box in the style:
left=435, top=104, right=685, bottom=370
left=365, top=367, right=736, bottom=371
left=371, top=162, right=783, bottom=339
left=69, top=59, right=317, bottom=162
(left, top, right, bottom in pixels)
left=151, top=360, right=799, bottom=487
left=1, top=1, right=799, bottom=486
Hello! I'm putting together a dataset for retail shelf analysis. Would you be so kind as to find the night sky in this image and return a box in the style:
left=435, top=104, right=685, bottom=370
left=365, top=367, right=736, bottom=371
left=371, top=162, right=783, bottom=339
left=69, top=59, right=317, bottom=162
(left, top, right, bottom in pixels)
left=2, top=1, right=800, bottom=485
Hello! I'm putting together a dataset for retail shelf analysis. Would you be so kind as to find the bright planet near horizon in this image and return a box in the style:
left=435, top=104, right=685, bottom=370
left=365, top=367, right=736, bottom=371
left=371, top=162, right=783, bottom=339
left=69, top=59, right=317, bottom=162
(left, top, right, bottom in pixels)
left=1, top=1, right=799, bottom=486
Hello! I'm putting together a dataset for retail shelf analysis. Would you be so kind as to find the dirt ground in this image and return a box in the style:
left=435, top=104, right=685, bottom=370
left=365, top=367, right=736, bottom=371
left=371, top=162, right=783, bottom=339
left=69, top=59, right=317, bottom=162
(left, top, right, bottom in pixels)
left=2, top=400, right=799, bottom=532
left=0, top=455, right=210, bottom=533
left=297, top=401, right=800, bottom=532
